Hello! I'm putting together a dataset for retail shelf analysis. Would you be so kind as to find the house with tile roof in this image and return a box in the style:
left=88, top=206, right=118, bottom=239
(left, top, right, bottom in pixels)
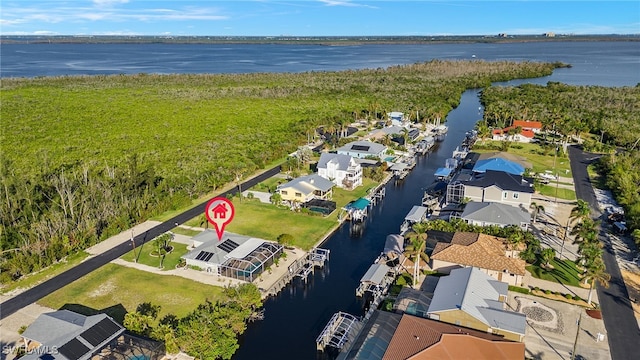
left=448, top=170, right=534, bottom=208
left=492, top=127, right=535, bottom=143
left=383, top=313, right=525, bottom=359
left=317, top=153, right=363, bottom=190
left=429, top=232, right=526, bottom=286
left=20, top=310, right=125, bottom=360
left=339, top=310, right=524, bottom=360
left=276, top=173, right=334, bottom=204
left=426, top=267, right=527, bottom=342
left=513, top=120, right=542, bottom=133
left=460, top=201, right=531, bottom=230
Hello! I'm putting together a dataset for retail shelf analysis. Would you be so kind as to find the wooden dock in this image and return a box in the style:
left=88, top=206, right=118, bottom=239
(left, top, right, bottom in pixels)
left=262, top=247, right=330, bottom=298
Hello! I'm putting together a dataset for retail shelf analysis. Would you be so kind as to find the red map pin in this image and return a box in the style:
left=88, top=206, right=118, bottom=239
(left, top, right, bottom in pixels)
left=204, top=197, right=235, bottom=241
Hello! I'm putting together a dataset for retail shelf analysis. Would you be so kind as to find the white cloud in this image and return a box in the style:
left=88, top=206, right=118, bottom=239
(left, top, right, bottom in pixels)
left=318, top=0, right=377, bottom=9
left=92, top=0, right=129, bottom=7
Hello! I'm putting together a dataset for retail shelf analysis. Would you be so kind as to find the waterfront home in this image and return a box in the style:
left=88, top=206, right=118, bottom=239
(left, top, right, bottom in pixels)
left=276, top=173, right=334, bottom=205
left=366, top=125, right=420, bottom=145
left=182, top=230, right=283, bottom=282
left=317, top=153, right=363, bottom=190
left=426, top=267, right=527, bottom=342
left=429, top=232, right=526, bottom=286
left=472, top=157, right=525, bottom=176
left=339, top=310, right=524, bottom=359
left=446, top=170, right=534, bottom=208
left=337, top=140, right=387, bottom=159
left=513, top=120, right=543, bottom=133
left=470, top=151, right=533, bottom=170
left=20, top=310, right=125, bottom=360
left=459, top=201, right=531, bottom=230
left=492, top=126, right=535, bottom=143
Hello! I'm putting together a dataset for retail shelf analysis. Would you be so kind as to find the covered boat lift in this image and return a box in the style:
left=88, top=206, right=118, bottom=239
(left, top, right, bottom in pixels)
left=342, top=197, right=370, bottom=222
left=400, top=205, right=429, bottom=233
left=356, top=263, right=394, bottom=297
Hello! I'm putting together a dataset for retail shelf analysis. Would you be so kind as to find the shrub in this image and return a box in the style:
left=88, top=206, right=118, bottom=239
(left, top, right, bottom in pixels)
left=544, top=289, right=551, bottom=295
left=573, top=295, right=582, bottom=301
left=508, top=285, right=530, bottom=294
left=565, top=294, right=573, bottom=299
left=534, top=286, right=540, bottom=292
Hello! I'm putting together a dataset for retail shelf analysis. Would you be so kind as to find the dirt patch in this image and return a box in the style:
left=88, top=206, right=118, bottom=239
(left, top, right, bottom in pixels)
left=531, top=289, right=590, bottom=308
left=586, top=309, right=602, bottom=319
left=88, top=279, right=115, bottom=298
left=621, top=269, right=640, bottom=318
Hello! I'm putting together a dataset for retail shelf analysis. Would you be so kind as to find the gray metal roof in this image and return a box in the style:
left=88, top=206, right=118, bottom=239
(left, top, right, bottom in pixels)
left=337, top=140, right=387, bottom=156
left=278, top=173, right=334, bottom=193
left=360, top=263, right=391, bottom=285
left=21, top=310, right=124, bottom=360
left=460, top=201, right=530, bottom=226
left=317, top=152, right=357, bottom=172
left=182, top=230, right=264, bottom=265
left=427, top=267, right=526, bottom=335
left=405, top=206, right=429, bottom=222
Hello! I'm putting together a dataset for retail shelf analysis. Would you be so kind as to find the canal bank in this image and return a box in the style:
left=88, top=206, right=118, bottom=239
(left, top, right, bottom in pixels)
left=232, top=89, right=484, bottom=360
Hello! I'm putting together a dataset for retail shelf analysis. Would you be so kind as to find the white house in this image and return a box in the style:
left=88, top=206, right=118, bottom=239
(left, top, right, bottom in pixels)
left=317, top=153, right=363, bottom=190
left=337, top=140, right=388, bottom=159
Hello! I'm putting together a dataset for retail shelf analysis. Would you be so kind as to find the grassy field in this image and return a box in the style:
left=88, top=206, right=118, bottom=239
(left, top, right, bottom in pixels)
left=39, top=264, right=224, bottom=323
left=473, top=141, right=572, bottom=175
left=537, top=184, right=577, bottom=201
left=121, top=243, right=189, bottom=270
left=526, top=255, right=582, bottom=287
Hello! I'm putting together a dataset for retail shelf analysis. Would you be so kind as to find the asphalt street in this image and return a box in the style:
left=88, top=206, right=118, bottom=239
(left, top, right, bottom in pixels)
left=568, top=145, right=640, bottom=360
left=0, top=165, right=281, bottom=321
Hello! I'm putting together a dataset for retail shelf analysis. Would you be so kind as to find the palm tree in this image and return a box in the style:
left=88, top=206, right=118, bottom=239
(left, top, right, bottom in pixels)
left=570, top=199, right=591, bottom=224
left=582, top=259, right=611, bottom=305
left=541, top=248, right=556, bottom=268
left=476, top=121, right=491, bottom=144
left=571, top=218, right=598, bottom=245
left=530, top=202, right=545, bottom=224
left=405, top=222, right=429, bottom=287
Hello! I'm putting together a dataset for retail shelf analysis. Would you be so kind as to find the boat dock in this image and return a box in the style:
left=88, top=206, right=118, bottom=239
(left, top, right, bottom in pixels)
left=262, top=247, right=329, bottom=297
left=316, top=312, right=361, bottom=353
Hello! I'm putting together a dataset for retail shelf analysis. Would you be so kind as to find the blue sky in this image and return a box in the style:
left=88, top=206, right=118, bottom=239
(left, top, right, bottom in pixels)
left=1, top=1, right=638, bottom=36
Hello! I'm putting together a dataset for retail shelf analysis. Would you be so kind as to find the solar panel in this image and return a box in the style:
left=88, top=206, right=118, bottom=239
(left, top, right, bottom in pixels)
left=195, top=251, right=207, bottom=261
left=58, top=338, right=90, bottom=360
left=80, top=318, right=122, bottom=347
left=217, top=239, right=239, bottom=253
left=351, top=145, right=370, bottom=151
left=203, top=252, right=214, bottom=262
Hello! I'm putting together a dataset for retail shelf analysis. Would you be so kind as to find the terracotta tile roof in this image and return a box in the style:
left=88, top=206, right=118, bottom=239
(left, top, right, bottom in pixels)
left=492, top=126, right=535, bottom=139
left=431, top=233, right=526, bottom=275
left=383, top=315, right=524, bottom=360
left=513, top=120, right=542, bottom=129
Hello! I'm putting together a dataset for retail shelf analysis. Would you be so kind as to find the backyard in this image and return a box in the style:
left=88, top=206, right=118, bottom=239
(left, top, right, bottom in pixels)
left=38, top=264, right=224, bottom=324
left=473, top=141, right=572, bottom=176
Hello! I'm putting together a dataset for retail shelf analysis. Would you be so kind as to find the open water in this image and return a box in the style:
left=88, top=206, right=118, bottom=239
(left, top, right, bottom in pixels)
left=1, top=41, right=639, bottom=86
left=2, top=41, right=638, bottom=359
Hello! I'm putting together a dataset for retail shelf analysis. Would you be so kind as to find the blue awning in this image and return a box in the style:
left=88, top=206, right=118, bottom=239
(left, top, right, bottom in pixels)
left=434, top=167, right=453, bottom=178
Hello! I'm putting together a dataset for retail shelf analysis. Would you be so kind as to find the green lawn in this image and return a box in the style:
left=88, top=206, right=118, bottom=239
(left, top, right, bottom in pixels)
left=121, top=243, right=189, bottom=270
left=473, top=141, right=572, bottom=176
left=183, top=177, right=380, bottom=250
left=39, top=264, right=224, bottom=324
left=537, top=185, right=577, bottom=200
left=0, top=251, right=90, bottom=295
left=526, top=255, right=583, bottom=287
left=224, top=200, right=337, bottom=250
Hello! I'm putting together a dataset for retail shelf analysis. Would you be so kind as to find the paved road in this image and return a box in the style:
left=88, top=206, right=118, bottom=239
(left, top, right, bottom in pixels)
left=568, top=145, right=640, bottom=360
left=0, top=166, right=281, bottom=320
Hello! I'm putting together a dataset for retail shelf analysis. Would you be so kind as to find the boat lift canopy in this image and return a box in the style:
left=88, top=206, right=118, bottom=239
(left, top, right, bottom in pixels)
left=405, top=206, right=429, bottom=223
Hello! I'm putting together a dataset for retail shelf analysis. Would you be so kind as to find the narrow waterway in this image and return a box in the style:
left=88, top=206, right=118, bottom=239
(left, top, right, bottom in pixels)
left=232, top=89, right=483, bottom=360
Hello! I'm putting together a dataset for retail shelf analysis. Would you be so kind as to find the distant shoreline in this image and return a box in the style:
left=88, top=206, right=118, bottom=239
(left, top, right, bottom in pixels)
left=1, top=34, right=639, bottom=45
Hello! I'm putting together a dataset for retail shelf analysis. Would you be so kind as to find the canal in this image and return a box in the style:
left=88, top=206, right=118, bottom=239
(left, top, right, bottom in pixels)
left=232, top=89, right=484, bottom=360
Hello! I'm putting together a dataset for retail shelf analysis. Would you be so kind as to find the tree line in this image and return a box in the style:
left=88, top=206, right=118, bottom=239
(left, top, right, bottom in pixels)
left=480, top=82, right=640, bottom=234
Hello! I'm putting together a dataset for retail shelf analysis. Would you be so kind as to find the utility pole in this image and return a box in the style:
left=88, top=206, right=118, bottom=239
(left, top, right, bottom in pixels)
left=131, top=229, right=137, bottom=263
left=571, top=311, right=583, bottom=360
